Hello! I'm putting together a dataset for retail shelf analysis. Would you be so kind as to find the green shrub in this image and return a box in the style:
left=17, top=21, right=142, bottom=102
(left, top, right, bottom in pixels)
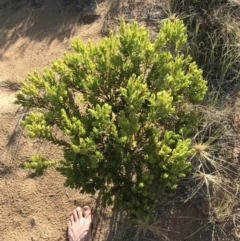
left=15, top=18, right=207, bottom=219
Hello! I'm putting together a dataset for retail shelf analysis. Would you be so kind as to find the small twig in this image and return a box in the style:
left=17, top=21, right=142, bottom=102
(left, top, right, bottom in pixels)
left=184, top=222, right=210, bottom=239
left=65, top=188, right=69, bottom=198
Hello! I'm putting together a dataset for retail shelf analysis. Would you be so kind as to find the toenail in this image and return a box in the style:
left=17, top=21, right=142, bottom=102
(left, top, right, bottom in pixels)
left=83, top=206, right=91, bottom=211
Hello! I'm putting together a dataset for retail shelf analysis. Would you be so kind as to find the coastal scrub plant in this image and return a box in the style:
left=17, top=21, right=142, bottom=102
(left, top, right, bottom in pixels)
left=15, top=18, right=207, bottom=219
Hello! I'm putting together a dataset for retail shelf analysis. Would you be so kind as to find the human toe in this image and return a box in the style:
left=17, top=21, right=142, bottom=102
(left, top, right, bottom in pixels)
left=76, top=207, right=83, bottom=219
left=82, top=205, right=91, bottom=219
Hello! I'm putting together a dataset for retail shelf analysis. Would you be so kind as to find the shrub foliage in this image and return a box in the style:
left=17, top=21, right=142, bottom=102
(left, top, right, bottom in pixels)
left=15, top=18, right=207, bottom=218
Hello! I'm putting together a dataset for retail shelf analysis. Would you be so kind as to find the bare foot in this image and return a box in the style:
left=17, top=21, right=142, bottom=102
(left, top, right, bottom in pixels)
left=67, top=206, right=92, bottom=241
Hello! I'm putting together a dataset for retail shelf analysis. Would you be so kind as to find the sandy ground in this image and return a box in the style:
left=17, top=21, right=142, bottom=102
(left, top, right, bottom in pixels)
left=1, top=1, right=240, bottom=241
left=0, top=1, right=112, bottom=240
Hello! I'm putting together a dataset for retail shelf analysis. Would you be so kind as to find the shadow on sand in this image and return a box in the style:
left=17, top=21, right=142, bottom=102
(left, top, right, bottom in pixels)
left=0, top=0, right=101, bottom=58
